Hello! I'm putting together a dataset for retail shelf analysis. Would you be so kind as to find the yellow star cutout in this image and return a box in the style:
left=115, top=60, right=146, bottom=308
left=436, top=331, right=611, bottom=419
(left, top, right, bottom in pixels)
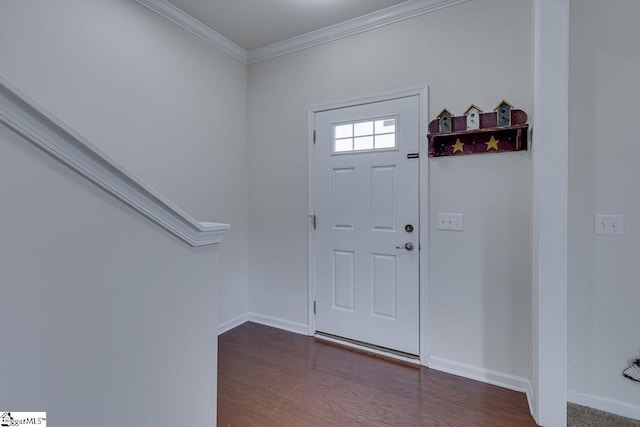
left=452, top=138, right=464, bottom=154
left=485, top=135, right=500, bottom=151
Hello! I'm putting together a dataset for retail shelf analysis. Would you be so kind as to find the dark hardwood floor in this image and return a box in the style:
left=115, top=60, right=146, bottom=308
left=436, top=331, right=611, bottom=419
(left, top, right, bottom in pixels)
left=218, top=322, right=538, bottom=426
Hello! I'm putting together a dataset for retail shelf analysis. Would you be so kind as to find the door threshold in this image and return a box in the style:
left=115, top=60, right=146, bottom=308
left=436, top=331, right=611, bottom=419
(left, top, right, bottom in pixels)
left=314, top=332, right=421, bottom=367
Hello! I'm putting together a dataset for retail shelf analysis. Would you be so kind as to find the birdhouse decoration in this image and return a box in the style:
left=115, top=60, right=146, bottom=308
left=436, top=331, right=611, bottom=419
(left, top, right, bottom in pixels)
left=427, top=100, right=529, bottom=157
left=495, top=99, right=514, bottom=127
left=436, top=108, right=453, bottom=133
left=464, top=104, right=483, bottom=130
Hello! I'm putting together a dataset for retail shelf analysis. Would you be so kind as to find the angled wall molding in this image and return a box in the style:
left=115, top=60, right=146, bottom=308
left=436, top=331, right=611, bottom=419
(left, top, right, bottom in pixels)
left=136, top=0, right=248, bottom=63
left=0, top=74, right=229, bottom=247
left=247, top=0, right=470, bottom=63
left=137, top=0, right=470, bottom=64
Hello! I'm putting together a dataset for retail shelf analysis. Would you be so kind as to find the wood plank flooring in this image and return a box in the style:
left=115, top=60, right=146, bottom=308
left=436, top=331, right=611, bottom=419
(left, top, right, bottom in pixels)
left=218, top=322, right=538, bottom=426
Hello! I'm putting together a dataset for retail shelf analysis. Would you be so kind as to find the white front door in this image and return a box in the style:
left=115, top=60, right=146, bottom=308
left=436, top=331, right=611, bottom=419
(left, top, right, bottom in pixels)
left=313, top=95, right=420, bottom=355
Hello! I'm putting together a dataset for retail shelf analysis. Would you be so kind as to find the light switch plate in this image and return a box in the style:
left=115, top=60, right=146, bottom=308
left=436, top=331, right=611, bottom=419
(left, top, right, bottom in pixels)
left=437, top=213, right=464, bottom=231
left=595, top=214, right=624, bottom=235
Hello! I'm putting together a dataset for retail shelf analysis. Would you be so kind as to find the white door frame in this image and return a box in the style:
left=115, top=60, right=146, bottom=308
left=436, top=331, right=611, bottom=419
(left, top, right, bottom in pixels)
left=307, top=86, right=429, bottom=364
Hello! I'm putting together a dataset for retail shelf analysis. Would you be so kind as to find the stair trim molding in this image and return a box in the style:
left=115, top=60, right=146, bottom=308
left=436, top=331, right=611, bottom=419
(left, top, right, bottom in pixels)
left=0, top=74, right=229, bottom=247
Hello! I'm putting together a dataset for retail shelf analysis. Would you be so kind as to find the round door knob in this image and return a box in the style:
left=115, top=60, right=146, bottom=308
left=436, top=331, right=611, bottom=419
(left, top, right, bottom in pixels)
left=396, top=242, right=414, bottom=251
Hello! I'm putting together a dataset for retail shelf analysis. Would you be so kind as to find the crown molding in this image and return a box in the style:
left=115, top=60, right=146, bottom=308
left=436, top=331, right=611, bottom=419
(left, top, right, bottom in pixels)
left=0, top=74, right=229, bottom=247
left=136, top=0, right=248, bottom=63
left=247, top=0, right=470, bottom=63
left=137, top=0, right=469, bottom=65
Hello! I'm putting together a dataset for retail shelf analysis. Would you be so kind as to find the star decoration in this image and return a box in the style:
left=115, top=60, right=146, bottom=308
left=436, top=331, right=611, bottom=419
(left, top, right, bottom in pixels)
left=452, top=139, right=464, bottom=154
left=485, top=135, right=500, bottom=151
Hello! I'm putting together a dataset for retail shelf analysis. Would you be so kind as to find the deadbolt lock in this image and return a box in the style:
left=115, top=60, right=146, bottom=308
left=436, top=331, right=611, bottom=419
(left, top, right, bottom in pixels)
left=405, top=224, right=414, bottom=233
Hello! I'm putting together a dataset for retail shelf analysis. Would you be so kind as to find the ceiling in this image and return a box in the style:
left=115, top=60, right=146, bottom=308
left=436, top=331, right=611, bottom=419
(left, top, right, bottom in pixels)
left=165, top=0, right=409, bottom=51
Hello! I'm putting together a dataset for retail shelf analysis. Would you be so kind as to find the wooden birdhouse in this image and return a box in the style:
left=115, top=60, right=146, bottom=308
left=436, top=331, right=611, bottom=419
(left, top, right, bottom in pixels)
left=463, top=104, right=483, bottom=130
left=437, top=108, right=453, bottom=133
left=494, top=99, right=514, bottom=127
left=427, top=103, right=529, bottom=158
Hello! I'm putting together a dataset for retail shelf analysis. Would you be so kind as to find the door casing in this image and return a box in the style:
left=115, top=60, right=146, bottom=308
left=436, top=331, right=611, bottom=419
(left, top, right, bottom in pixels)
left=307, top=86, right=429, bottom=365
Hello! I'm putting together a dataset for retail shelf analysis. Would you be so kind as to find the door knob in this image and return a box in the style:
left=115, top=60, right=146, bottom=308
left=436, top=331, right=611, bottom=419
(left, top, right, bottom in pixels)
left=396, top=242, right=414, bottom=251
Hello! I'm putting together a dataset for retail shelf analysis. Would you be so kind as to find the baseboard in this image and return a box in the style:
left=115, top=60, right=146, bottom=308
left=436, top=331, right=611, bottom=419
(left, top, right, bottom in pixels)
left=247, top=312, right=309, bottom=336
left=568, top=390, right=640, bottom=421
left=217, top=313, right=249, bottom=336
left=526, top=379, right=536, bottom=422
left=428, top=356, right=532, bottom=396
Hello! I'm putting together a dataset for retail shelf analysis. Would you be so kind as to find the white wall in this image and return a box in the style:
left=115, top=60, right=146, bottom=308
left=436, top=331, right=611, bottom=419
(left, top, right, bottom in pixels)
left=568, top=0, right=640, bottom=417
left=0, top=123, right=219, bottom=426
left=248, top=0, right=533, bottom=379
left=0, top=0, right=248, bottom=327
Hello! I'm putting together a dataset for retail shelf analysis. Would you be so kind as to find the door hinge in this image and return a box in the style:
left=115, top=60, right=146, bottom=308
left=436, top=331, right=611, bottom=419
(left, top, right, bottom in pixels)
left=313, top=300, right=317, bottom=315
left=313, top=130, right=316, bottom=144
left=407, top=152, right=419, bottom=159
left=310, top=214, right=316, bottom=229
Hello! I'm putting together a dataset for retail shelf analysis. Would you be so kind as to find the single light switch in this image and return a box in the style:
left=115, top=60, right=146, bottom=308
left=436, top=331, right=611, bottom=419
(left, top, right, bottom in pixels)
left=595, top=215, right=624, bottom=235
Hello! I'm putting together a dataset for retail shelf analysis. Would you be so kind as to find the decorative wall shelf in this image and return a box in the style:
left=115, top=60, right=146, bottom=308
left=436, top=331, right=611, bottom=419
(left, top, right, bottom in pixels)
left=428, top=105, right=529, bottom=158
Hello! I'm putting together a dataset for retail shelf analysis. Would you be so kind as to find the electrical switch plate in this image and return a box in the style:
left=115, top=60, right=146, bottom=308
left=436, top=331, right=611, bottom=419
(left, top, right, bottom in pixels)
left=595, top=214, right=624, bottom=235
left=437, top=213, right=464, bottom=231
